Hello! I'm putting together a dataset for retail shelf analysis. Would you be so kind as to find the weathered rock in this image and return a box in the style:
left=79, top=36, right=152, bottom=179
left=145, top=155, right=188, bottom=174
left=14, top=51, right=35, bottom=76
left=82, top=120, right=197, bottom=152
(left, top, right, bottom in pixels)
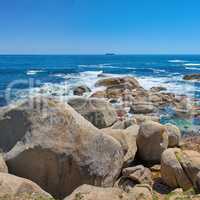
left=0, top=172, right=52, bottom=198
left=133, top=114, right=160, bottom=124
left=101, top=126, right=138, bottom=167
left=111, top=118, right=137, bottom=129
left=122, top=165, right=153, bottom=185
left=64, top=184, right=152, bottom=200
left=0, top=154, right=8, bottom=173
left=90, top=90, right=106, bottom=98
left=67, top=97, right=117, bottom=128
left=129, top=184, right=153, bottom=200
left=0, top=97, right=123, bottom=198
left=161, top=148, right=200, bottom=190
left=130, top=102, right=156, bottom=114
left=95, top=76, right=140, bottom=89
left=150, top=86, right=167, bottom=93
left=165, top=124, right=181, bottom=147
left=73, top=85, right=91, bottom=96
left=136, top=121, right=168, bottom=163
left=183, top=74, right=200, bottom=81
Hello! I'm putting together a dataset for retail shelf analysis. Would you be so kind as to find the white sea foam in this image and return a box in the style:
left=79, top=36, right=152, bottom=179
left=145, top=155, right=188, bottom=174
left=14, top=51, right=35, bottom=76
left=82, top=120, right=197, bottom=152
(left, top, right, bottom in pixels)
left=27, top=70, right=44, bottom=75
left=184, top=63, right=200, bottom=67
left=168, top=60, right=188, bottom=63
left=185, top=67, right=200, bottom=70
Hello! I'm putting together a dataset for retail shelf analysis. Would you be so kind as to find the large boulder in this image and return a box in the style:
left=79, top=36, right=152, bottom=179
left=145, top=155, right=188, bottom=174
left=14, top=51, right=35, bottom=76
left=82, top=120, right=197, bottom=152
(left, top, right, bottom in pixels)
left=0, top=172, right=52, bottom=198
left=136, top=121, right=168, bottom=163
left=95, top=76, right=140, bottom=89
left=130, top=102, right=156, bottom=114
left=101, top=125, right=139, bottom=167
left=0, top=154, right=8, bottom=173
left=165, top=124, right=181, bottom=147
left=0, top=97, right=123, bottom=199
left=161, top=148, right=200, bottom=191
left=67, top=97, right=117, bottom=128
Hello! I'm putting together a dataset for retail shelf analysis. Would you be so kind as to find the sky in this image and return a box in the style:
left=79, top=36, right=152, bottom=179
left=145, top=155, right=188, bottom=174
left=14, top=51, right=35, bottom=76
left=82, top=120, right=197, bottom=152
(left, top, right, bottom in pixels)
left=0, top=0, right=200, bottom=54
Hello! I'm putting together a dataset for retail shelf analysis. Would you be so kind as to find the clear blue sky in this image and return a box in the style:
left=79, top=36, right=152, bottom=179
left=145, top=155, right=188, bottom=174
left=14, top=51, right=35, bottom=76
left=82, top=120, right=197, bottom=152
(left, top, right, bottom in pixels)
left=0, top=0, right=200, bottom=54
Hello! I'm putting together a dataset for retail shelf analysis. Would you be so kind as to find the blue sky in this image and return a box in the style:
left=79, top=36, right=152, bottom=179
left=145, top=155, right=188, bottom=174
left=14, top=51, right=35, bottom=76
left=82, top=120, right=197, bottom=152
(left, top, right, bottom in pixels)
left=0, top=0, right=200, bottom=54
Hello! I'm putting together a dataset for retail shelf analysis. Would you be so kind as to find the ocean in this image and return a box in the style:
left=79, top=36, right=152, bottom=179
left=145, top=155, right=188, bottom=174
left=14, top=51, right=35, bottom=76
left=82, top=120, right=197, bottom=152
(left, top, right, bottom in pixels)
left=0, top=54, right=200, bottom=107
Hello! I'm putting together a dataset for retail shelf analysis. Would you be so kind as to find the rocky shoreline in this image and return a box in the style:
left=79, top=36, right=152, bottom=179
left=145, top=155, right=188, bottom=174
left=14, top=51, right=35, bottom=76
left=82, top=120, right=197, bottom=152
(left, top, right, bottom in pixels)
left=0, top=75, right=200, bottom=200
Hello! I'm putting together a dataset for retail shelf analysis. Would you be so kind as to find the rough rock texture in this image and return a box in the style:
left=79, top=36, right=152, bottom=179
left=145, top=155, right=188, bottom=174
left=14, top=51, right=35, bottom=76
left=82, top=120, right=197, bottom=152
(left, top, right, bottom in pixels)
left=73, top=85, right=91, bottom=96
left=0, top=155, right=8, bottom=173
left=111, top=118, right=137, bottom=129
left=64, top=184, right=152, bottom=200
left=130, top=102, right=156, bottom=114
left=136, top=121, right=168, bottom=163
left=95, top=76, right=140, bottom=89
left=133, top=114, right=160, bottom=125
left=165, top=124, right=181, bottom=147
left=0, top=97, right=123, bottom=199
left=161, top=148, right=200, bottom=190
left=122, top=165, right=153, bottom=186
left=101, top=125, right=139, bottom=166
left=67, top=97, right=117, bottom=128
left=0, top=172, right=52, bottom=198
left=64, top=185, right=130, bottom=200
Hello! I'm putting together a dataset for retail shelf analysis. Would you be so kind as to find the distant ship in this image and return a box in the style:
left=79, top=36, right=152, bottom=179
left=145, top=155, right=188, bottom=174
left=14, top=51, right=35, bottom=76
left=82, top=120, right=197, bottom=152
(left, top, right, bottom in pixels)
left=105, top=53, right=116, bottom=56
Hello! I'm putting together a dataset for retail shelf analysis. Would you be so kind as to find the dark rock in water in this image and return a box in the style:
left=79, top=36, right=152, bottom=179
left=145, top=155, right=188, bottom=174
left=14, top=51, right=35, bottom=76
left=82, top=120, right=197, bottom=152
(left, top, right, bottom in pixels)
left=0, top=97, right=123, bottom=198
left=73, top=85, right=91, bottom=96
left=183, top=74, right=200, bottom=81
left=150, top=86, right=167, bottom=93
left=68, top=97, right=117, bottom=128
left=0, top=172, right=52, bottom=198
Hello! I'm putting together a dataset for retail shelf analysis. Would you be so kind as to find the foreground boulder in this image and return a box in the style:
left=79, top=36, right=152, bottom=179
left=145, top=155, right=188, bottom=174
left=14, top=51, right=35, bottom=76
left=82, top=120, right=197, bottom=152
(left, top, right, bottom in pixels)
left=0, top=154, right=8, bottom=173
left=101, top=125, right=139, bottom=167
left=64, top=184, right=152, bottom=200
left=0, top=172, right=52, bottom=198
left=161, top=148, right=200, bottom=191
left=136, top=121, right=168, bottom=163
left=0, top=97, right=123, bottom=198
left=68, top=97, right=117, bottom=128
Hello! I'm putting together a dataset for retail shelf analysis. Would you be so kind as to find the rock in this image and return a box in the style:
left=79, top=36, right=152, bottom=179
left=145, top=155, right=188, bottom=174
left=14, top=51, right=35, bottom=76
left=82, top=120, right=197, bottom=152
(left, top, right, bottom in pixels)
left=90, top=90, right=106, bottom=98
left=150, top=86, right=167, bottom=93
left=183, top=74, right=200, bottom=81
left=161, top=148, right=200, bottom=190
left=136, top=121, right=168, bottom=163
left=0, top=172, right=52, bottom=198
left=0, top=154, right=8, bottom=173
left=165, top=124, right=181, bottom=147
left=133, top=114, right=160, bottom=124
left=64, top=185, right=130, bottom=200
left=73, top=85, right=91, bottom=96
left=130, top=102, right=156, bottom=114
left=95, top=76, right=140, bottom=89
left=129, top=184, right=153, bottom=200
left=1, top=97, right=123, bottom=198
left=64, top=184, right=152, bottom=200
left=111, top=118, right=137, bottom=129
left=67, top=97, right=117, bottom=128
left=101, top=126, right=138, bottom=167
left=122, top=165, right=153, bottom=185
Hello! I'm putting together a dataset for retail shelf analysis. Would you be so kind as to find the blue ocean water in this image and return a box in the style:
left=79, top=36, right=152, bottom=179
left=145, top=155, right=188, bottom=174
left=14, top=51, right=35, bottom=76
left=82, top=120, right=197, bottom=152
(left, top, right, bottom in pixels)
left=0, top=55, right=200, bottom=107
